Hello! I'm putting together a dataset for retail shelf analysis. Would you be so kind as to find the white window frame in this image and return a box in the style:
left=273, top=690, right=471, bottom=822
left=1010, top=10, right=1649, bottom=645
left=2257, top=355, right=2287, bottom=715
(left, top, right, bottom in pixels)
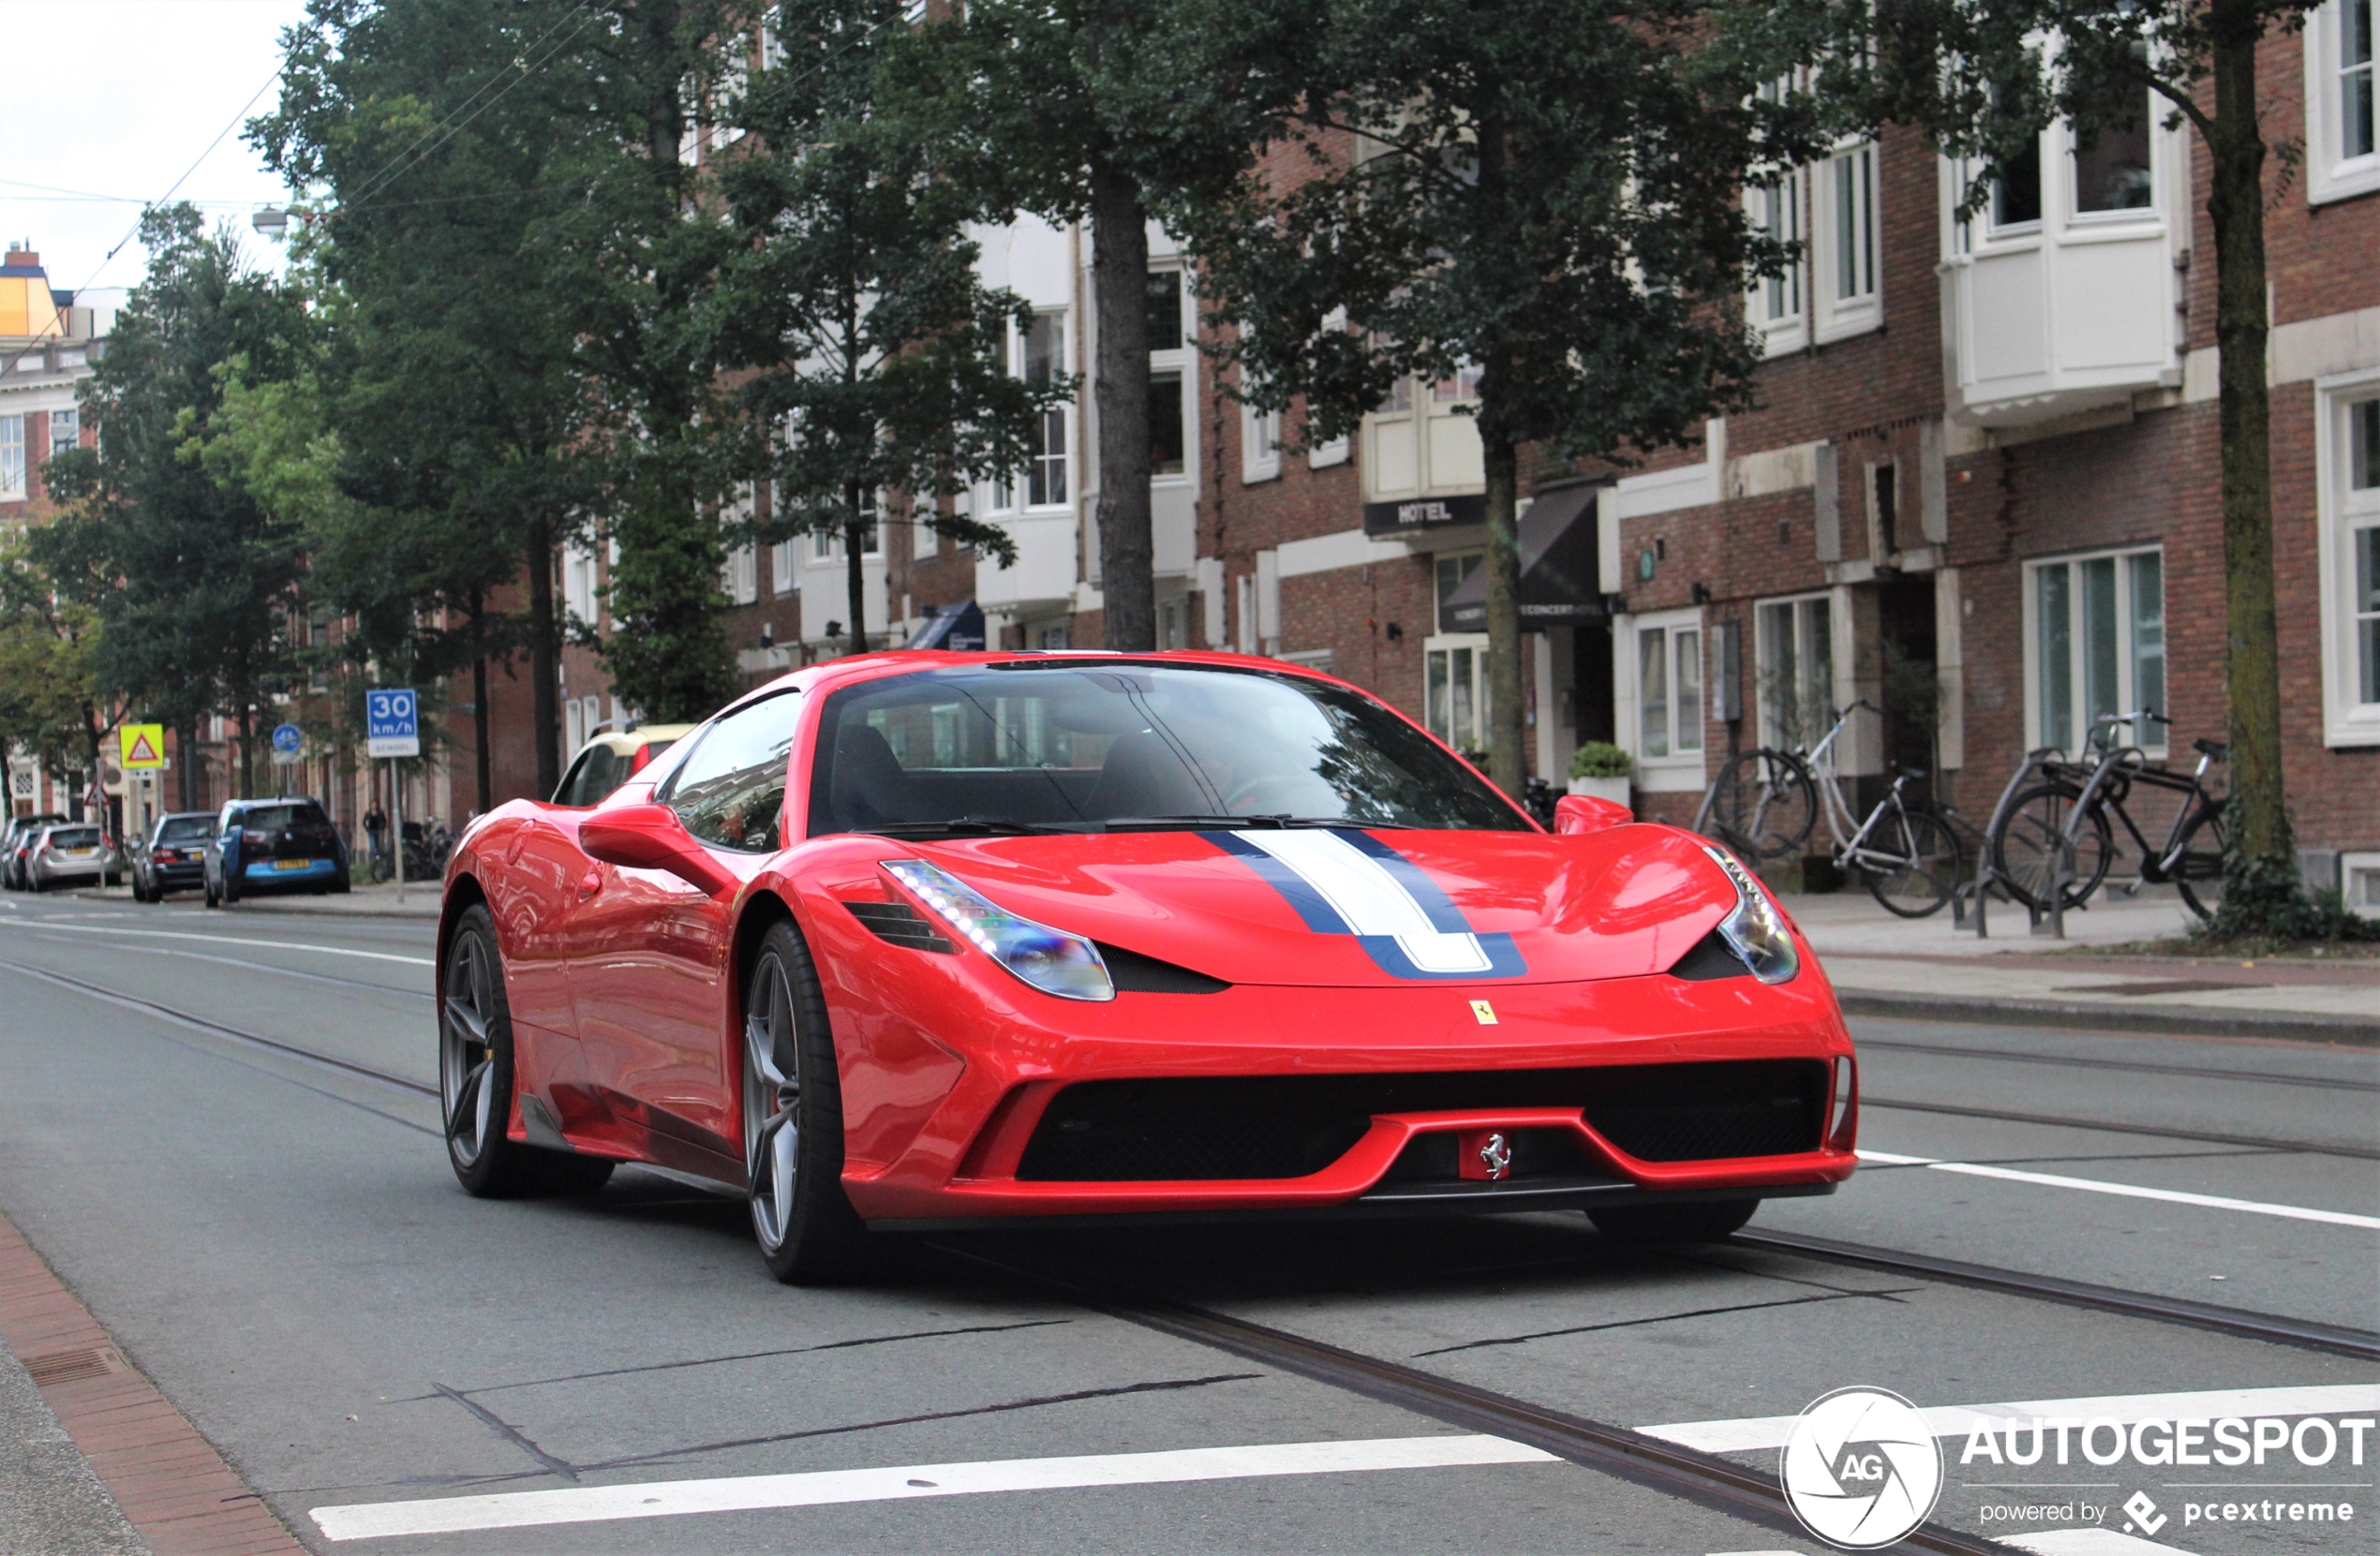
left=561, top=539, right=600, bottom=629
left=1149, top=269, right=1194, bottom=488
left=2021, top=543, right=2169, bottom=758
left=1422, top=632, right=1491, bottom=755
left=2343, top=850, right=2380, bottom=917
left=2316, top=369, right=2380, bottom=746
left=2308, top=0, right=2380, bottom=205
left=1623, top=607, right=1706, bottom=787
left=1020, top=309, right=1071, bottom=511
left=47, top=408, right=77, bottom=454
left=725, top=542, right=758, bottom=605
left=768, top=539, right=796, bottom=598
left=1748, top=170, right=1808, bottom=356
left=1753, top=589, right=1840, bottom=754
left=1241, top=386, right=1281, bottom=483
left=1812, top=140, right=1882, bottom=343
left=0, top=416, right=22, bottom=499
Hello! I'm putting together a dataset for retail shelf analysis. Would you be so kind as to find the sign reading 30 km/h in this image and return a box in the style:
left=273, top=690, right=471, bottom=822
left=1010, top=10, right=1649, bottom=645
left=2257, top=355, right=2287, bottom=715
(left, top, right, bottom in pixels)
left=366, top=689, right=421, bottom=759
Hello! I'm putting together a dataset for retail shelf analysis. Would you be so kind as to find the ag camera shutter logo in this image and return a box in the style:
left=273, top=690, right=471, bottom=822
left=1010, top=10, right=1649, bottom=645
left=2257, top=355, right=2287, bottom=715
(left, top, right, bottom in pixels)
left=1781, top=1386, right=1944, bottom=1549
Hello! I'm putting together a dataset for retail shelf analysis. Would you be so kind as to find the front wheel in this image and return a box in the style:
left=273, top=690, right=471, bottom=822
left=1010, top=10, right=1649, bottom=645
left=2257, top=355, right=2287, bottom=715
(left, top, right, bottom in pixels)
left=1703, top=749, right=1817, bottom=861
left=1589, top=1199, right=1759, bottom=1244
left=1861, top=808, right=1962, bottom=918
left=2169, top=804, right=2228, bottom=922
left=742, top=920, right=868, bottom=1284
left=440, top=905, right=614, bottom=1197
left=1991, top=783, right=2114, bottom=912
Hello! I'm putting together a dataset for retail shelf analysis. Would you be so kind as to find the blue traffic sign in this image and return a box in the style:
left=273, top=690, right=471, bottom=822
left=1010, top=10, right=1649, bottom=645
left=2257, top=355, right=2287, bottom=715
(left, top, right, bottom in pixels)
left=271, top=722, right=303, bottom=755
left=366, top=688, right=421, bottom=758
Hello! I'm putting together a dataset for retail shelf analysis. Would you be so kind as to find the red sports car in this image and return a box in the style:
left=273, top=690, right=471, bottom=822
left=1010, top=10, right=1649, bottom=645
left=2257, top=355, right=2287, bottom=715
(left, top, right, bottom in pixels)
left=437, top=651, right=1858, bottom=1282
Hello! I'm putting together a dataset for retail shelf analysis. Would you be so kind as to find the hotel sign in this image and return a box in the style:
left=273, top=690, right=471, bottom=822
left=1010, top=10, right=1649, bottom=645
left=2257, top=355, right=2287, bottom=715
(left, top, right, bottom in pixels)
left=1361, top=493, right=1486, bottom=537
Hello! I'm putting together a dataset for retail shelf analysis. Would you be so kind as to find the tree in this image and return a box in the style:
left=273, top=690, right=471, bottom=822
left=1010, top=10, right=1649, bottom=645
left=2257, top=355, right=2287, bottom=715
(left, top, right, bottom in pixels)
left=1168, top=0, right=1819, bottom=794
left=1797, top=0, right=2325, bottom=931
left=0, top=544, right=117, bottom=825
left=713, top=0, right=1065, bottom=647
left=900, top=0, right=1288, bottom=651
left=37, top=206, right=310, bottom=808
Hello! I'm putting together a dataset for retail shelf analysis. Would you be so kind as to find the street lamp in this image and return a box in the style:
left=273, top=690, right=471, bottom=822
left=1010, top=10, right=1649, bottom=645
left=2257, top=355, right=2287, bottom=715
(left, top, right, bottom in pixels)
left=251, top=206, right=290, bottom=238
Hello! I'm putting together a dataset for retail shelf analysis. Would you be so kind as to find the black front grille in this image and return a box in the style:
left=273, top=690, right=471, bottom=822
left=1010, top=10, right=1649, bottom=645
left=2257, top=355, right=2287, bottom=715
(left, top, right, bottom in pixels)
left=843, top=901, right=953, bottom=953
left=1012, top=1060, right=1829, bottom=1181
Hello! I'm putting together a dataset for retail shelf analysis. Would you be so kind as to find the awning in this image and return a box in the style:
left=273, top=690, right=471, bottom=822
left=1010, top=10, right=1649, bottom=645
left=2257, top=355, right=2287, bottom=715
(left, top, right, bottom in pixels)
left=1438, top=484, right=1607, bottom=633
left=905, top=600, right=986, bottom=651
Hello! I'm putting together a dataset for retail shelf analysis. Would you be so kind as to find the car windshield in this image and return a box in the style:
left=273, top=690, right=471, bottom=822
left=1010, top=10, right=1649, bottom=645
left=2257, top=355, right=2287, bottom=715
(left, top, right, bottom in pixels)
left=50, top=827, right=98, bottom=847
left=243, top=804, right=327, bottom=833
left=157, top=817, right=212, bottom=843
left=807, top=663, right=1525, bottom=837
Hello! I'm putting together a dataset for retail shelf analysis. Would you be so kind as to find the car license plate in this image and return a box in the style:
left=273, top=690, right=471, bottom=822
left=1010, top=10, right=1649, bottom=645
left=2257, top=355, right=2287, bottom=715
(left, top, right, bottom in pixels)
left=67, top=849, right=96, bottom=858
left=273, top=858, right=312, bottom=871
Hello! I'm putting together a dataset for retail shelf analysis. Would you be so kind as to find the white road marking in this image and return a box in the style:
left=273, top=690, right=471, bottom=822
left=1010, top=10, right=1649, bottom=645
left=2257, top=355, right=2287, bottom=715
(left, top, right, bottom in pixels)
left=1856, top=1149, right=2380, bottom=1230
left=0, top=920, right=433, bottom=966
left=2002, top=1533, right=2200, bottom=1556
left=309, top=1434, right=1558, bottom=1541
left=1641, top=1383, right=2380, bottom=1455
left=1237, top=831, right=1489, bottom=974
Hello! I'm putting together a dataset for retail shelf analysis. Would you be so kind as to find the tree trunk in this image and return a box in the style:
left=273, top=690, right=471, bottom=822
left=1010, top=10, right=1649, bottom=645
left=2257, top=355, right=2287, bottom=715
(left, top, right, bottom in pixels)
left=1481, top=433, right=1526, bottom=798
left=1091, top=159, right=1154, bottom=652
left=2206, top=5, right=2293, bottom=911
left=527, top=516, right=561, bottom=799
left=848, top=485, right=870, bottom=655
left=176, top=722, right=197, bottom=811
left=472, top=653, right=492, bottom=816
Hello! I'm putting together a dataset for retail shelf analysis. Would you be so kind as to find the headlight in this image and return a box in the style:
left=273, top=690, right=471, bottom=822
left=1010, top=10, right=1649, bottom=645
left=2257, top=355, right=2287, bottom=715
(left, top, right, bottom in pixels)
left=1700, top=845, right=1799, bottom=985
left=883, top=859, right=1114, bottom=1001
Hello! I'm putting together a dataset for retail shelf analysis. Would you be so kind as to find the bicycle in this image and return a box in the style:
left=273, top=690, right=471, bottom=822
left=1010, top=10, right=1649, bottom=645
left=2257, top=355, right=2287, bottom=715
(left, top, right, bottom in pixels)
left=1697, top=701, right=1964, bottom=917
left=1986, top=710, right=2229, bottom=922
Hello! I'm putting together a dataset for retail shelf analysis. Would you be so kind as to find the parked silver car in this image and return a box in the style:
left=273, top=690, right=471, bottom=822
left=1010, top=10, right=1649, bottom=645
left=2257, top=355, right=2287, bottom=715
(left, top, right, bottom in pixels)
left=25, top=823, right=117, bottom=892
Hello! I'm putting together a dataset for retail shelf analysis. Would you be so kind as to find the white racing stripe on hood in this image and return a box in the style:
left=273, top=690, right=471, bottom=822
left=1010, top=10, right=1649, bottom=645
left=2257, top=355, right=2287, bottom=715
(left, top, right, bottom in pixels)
left=1236, top=831, right=1492, bottom=975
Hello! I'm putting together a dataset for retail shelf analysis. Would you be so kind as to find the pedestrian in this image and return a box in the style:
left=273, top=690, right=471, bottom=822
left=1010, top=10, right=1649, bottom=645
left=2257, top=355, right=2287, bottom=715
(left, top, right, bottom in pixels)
left=364, top=803, right=387, bottom=865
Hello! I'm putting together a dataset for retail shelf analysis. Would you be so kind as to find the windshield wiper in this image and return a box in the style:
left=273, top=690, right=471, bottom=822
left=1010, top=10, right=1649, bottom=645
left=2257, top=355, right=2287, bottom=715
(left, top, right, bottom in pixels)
left=1099, top=814, right=1359, bottom=832
left=856, top=820, right=1083, bottom=837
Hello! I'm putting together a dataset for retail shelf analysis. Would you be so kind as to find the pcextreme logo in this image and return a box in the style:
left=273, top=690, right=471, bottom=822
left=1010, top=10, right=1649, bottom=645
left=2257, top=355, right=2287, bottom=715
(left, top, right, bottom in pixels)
left=1781, top=1386, right=1946, bottom=1549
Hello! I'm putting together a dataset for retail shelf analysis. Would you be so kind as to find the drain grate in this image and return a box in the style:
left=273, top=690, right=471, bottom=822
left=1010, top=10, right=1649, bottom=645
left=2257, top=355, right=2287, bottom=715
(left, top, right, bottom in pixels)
left=25, top=1346, right=118, bottom=1386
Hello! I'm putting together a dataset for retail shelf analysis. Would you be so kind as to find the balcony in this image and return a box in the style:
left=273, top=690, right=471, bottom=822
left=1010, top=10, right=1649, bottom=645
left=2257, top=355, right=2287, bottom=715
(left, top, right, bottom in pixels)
left=975, top=511, right=1078, bottom=615
left=1941, top=117, right=2186, bottom=428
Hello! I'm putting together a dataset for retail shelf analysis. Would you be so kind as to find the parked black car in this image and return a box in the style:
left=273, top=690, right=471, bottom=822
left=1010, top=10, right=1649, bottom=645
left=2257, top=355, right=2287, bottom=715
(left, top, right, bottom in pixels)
left=202, top=797, right=350, bottom=906
left=2, top=812, right=67, bottom=891
left=131, top=810, right=217, bottom=902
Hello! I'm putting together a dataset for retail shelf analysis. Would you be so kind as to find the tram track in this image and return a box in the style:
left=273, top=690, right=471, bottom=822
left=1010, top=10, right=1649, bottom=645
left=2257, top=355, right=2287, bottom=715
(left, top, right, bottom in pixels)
left=1857, top=1036, right=2380, bottom=1091
left=1860, top=1094, right=2380, bottom=1160
left=16, top=954, right=2376, bottom=1370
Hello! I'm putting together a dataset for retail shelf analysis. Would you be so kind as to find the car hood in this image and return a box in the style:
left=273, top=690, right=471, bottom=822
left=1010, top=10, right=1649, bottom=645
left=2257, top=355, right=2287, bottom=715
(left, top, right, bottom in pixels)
left=900, top=824, right=1744, bottom=987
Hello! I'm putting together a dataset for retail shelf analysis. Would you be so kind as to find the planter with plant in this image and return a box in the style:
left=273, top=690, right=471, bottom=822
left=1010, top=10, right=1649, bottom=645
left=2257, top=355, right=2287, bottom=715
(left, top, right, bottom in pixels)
left=1568, top=741, right=1632, bottom=808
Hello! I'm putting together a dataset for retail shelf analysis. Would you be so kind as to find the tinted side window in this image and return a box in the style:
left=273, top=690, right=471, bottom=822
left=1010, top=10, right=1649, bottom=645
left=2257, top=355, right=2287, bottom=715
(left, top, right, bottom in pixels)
left=664, top=695, right=799, bottom=852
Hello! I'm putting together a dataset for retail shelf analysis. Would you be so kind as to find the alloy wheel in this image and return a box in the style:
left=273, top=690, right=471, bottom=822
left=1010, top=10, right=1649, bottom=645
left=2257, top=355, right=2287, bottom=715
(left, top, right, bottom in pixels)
left=743, top=952, right=801, bottom=1252
left=440, top=932, right=498, bottom=1167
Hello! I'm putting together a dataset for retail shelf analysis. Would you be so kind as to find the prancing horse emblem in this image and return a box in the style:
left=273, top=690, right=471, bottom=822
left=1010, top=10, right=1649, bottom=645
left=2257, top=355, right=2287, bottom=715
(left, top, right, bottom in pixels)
left=1477, top=1132, right=1513, bottom=1180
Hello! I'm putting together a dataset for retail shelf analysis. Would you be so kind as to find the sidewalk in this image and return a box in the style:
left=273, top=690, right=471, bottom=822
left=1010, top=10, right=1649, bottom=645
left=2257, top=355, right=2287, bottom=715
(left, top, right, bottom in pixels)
left=1783, top=888, right=2378, bottom=1045
left=66, top=881, right=439, bottom=918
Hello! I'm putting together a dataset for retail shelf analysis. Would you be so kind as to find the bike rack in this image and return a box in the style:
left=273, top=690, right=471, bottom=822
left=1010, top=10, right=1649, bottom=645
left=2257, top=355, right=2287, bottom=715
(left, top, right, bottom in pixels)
left=1955, top=748, right=2065, bottom=939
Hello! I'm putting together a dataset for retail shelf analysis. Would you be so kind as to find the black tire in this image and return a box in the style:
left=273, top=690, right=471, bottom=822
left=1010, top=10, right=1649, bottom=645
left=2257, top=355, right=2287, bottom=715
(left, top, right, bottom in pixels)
left=331, top=873, right=351, bottom=895
left=439, top=904, right=615, bottom=1198
left=1990, top=782, right=2115, bottom=912
left=1704, top=749, right=1817, bottom=861
left=1589, top=1198, right=1760, bottom=1244
left=202, top=876, right=219, bottom=908
left=1861, top=807, right=1962, bottom=918
left=741, top=919, right=869, bottom=1284
left=2169, top=803, right=2228, bottom=922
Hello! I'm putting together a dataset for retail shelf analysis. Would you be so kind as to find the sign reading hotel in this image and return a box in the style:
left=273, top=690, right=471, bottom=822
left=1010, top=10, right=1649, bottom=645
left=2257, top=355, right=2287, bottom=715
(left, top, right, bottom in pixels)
left=1361, top=493, right=1487, bottom=537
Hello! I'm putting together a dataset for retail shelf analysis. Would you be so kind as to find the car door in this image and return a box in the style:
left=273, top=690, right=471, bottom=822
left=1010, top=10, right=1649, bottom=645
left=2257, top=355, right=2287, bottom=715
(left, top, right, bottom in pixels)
left=568, top=692, right=799, bottom=1171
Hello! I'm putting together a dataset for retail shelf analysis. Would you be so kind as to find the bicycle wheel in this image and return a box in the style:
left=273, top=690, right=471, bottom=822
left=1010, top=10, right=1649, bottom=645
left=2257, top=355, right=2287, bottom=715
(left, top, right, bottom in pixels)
left=2169, top=804, right=2228, bottom=922
left=1862, top=808, right=1962, bottom=918
left=1990, top=783, right=2115, bottom=912
left=1704, top=749, right=1817, bottom=861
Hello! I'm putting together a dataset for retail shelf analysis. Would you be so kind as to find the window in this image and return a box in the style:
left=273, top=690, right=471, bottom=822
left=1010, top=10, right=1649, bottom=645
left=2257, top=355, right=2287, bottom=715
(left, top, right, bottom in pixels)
left=2074, top=82, right=2154, bottom=215
left=561, top=541, right=600, bottom=628
left=725, top=543, right=758, bottom=605
left=1435, top=551, right=1482, bottom=622
left=0, top=417, right=22, bottom=499
left=2320, top=385, right=2380, bottom=743
left=1146, top=269, right=1183, bottom=350
left=769, top=540, right=796, bottom=597
left=1636, top=621, right=1703, bottom=760
left=1757, top=593, right=1835, bottom=751
left=2026, top=546, right=2165, bottom=754
left=48, top=408, right=77, bottom=454
left=1425, top=636, right=1490, bottom=754
left=1990, top=139, right=2044, bottom=230
left=2311, top=0, right=2380, bottom=202
left=664, top=693, right=800, bottom=852
left=1242, top=382, right=1281, bottom=483
left=811, top=527, right=836, bottom=561
left=1150, top=371, right=1185, bottom=476
left=1019, top=312, right=1067, bottom=507
left=1828, top=144, right=1877, bottom=306
left=1749, top=173, right=1806, bottom=348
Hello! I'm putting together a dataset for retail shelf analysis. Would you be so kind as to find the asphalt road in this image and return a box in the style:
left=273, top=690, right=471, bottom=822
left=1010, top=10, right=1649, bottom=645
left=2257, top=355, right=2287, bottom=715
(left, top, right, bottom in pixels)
left=0, top=889, right=2372, bottom=1556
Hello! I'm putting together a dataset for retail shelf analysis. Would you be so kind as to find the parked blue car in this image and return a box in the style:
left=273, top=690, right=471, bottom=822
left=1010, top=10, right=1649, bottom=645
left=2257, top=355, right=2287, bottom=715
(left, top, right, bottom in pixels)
left=202, top=797, right=351, bottom=906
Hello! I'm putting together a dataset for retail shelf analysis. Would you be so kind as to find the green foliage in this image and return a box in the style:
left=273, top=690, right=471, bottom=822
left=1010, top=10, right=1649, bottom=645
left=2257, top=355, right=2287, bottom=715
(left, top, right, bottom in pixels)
left=0, top=544, right=111, bottom=787
left=1568, top=740, right=1633, bottom=780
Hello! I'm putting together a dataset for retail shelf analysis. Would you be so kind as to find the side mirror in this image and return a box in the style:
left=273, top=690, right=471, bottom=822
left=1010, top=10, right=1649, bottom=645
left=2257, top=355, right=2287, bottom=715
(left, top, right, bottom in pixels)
left=1554, top=794, right=1633, bottom=835
left=579, top=804, right=739, bottom=898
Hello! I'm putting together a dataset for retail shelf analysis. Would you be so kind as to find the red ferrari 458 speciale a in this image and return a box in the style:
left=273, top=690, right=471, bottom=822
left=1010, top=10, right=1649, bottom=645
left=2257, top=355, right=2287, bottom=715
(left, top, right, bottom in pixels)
left=436, top=650, right=1858, bottom=1282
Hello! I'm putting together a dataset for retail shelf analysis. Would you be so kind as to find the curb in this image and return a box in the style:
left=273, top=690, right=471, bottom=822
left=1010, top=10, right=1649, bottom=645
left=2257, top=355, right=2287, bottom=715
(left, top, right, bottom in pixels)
left=1836, top=988, right=2378, bottom=1048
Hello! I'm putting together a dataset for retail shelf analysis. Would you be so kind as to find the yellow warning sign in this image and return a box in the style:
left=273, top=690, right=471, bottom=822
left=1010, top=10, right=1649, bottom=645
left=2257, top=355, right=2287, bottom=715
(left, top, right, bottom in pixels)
left=118, top=724, right=166, bottom=770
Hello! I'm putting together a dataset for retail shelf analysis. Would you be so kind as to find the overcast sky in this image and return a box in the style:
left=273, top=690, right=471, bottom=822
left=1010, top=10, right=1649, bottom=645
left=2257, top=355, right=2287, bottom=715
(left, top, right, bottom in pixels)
left=1, top=0, right=313, bottom=298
